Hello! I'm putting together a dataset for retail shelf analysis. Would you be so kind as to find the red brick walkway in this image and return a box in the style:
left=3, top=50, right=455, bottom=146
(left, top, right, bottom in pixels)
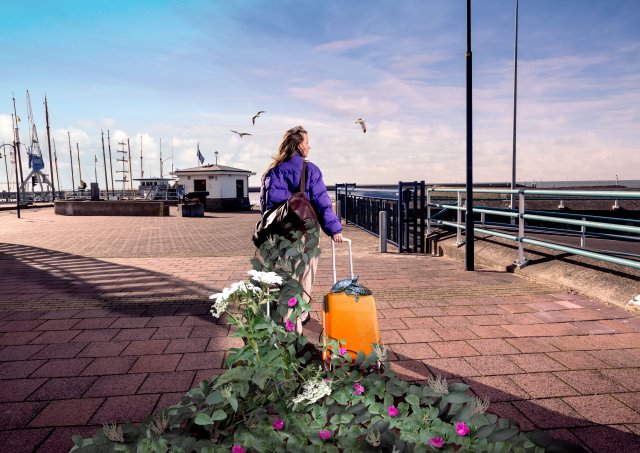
left=0, top=208, right=639, bottom=452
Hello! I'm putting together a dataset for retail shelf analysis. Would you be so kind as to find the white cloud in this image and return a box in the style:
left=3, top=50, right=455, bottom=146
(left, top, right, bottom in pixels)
left=313, top=37, right=380, bottom=53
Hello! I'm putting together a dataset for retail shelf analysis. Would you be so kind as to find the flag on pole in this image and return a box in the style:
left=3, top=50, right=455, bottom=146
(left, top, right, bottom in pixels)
left=197, top=142, right=205, bottom=165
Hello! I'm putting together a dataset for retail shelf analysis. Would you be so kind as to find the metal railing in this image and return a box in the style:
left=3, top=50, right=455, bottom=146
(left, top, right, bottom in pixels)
left=336, top=183, right=640, bottom=270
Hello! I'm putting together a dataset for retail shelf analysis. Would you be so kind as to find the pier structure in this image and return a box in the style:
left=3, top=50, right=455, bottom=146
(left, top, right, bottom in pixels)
left=0, top=208, right=638, bottom=452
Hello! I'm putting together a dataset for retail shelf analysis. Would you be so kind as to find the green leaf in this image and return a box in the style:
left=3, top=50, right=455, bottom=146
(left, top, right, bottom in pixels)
left=204, top=391, right=225, bottom=405
left=405, top=395, right=420, bottom=406
left=229, top=397, right=238, bottom=412
left=475, top=423, right=496, bottom=439
left=210, top=409, right=227, bottom=421
left=446, top=391, right=472, bottom=404
left=193, top=413, right=214, bottom=426
left=285, top=248, right=300, bottom=257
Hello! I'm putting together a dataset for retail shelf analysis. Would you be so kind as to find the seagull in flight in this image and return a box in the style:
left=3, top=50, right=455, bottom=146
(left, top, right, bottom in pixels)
left=230, top=130, right=252, bottom=139
left=355, top=118, right=367, bottom=133
left=252, top=111, right=265, bottom=125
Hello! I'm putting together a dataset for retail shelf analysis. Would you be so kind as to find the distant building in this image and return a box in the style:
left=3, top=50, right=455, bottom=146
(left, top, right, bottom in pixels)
left=133, top=177, right=175, bottom=200
left=172, top=164, right=256, bottom=211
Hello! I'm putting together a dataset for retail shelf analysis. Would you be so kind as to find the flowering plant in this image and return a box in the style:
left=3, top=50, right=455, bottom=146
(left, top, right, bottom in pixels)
left=71, top=224, right=565, bottom=452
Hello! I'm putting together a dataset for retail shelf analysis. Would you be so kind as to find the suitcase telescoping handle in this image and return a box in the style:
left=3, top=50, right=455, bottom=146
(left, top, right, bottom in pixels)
left=331, top=238, right=353, bottom=284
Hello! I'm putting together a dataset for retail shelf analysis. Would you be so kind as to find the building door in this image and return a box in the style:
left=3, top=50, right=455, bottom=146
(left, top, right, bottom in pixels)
left=236, top=179, right=244, bottom=198
left=194, top=180, right=206, bottom=192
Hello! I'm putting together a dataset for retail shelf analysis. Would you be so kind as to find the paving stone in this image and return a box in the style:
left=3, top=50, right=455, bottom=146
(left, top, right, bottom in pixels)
left=33, top=319, right=80, bottom=331
left=111, top=328, right=157, bottom=341
left=430, top=341, right=480, bottom=358
left=0, top=360, right=48, bottom=379
left=466, top=338, right=520, bottom=355
left=502, top=323, right=580, bottom=337
left=138, top=371, right=195, bottom=394
left=0, top=428, right=52, bottom=453
left=612, top=392, right=640, bottom=412
left=38, top=309, right=82, bottom=320
left=424, top=357, right=480, bottom=378
left=465, top=376, right=529, bottom=402
left=571, top=425, right=640, bottom=453
left=78, top=341, right=130, bottom=358
left=546, top=351, right=610, bottom=370
left=151, top=326, right=194, bottom=340
left=389, top=360, right=431, bottom=382
left=397, top=328, right=441, bottom=343
left=0, top=378, right=47, bottom=402
left=0, top=401, right=48, bottom=429
left=464, top=355, right=523, bottom=375
left=380, top=330, right=405, bottom=344
left=588, top=349, right=640, bottom=368
left=4, top=312, right=48, bottom=321
left=0, top=331, right=43, bottom=345
left=31, top=342, right=88, bottom=360
left=130, top=354, right=183, bottom=373
left=37, top=426, right=98, bottom=453
left=190, top=324, right=230, bottom=338
left=206, top=336, right=245, bottom=352
left=31, top=358, right=93, bottom=378
left=81, top=356, right=137, bottom=376
left=84, top=373, right=147, bottom=397
left=121, top=339, right=169, bottom=356
left=504, top=337, right=558, bottom=353
left=563, top=394, right=640, bottom=425
left=72, top=318, right=116, bottom=329
left=389, top=343, right=438, bottom=360
left=432, top=327, right=478, bottom=341
left=467, top=325, right=514, bottom=339
left=0, top=319, right=46, bottom=332
left=29, top=398, right=104, bottom=427
left=554, top=370, right=622, bottom=395
left=487, top=402, right=535, bottom=431
left=71, top=329, right=119, bottom=343
left=155, top=392, right=186, bottom=411
left=509, top=372, right=580, bottom=399
left=164, top=337, right=209, bottom=354
left=29, top=376, right=98, bottom=400
left=0, top=344, right=45, bottom=361
left=109, top=317, right=152, bottom=329
left=192, top=368, right=224, bottom=387
left=90, top=394, right=159, bottom=424
left=29, top=330, right=82, bottom=344
left=145, top=315, right=187, bottom=327
left=512, top=398, right=591, bottom=429
left=599, top=368, right=640, bottom=392
left=177, top=352, right=225, bottom=371
left=509, top=353, right=567, bottom=373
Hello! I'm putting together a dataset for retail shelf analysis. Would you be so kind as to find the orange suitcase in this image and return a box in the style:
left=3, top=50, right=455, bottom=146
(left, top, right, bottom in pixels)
left=321, top=238, right=381, bottom=363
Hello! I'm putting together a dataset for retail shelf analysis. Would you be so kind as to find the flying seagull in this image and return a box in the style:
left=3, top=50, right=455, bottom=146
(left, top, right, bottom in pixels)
left=355, top=118, right=367, bottom=133
left=230, top=130, right=252, bottom=139
left=252, top=111, right=265, bottom=125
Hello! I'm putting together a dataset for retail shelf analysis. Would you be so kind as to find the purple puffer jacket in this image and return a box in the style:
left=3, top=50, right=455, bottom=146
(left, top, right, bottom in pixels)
left=260, top=153, right=342, bottom=237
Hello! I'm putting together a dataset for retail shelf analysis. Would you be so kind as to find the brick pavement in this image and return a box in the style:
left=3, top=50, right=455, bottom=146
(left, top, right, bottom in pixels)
left=1, top=208, right=639, bottom=452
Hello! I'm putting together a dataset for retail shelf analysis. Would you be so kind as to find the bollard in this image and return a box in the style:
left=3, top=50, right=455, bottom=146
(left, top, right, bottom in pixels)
left=379, top=210, right=387, bottom=253
left=90, top=182, right=100, bottom=201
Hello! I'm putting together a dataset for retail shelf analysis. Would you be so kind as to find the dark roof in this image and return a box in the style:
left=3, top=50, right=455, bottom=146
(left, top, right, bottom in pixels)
left=172, top=164, right=255, bottom=175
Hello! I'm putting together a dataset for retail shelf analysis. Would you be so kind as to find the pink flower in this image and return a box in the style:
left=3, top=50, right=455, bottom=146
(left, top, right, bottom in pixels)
left=455, top=421, right=470, bottom=436
left=318, top=429, right=332, bottom=440
left=288, top=297, right=297, bottom=307
left=339, top=347, right=347, bottom=356
left=285, top=319, right=295, bottom=332
left=273, top=418, right=284, bottom=430
left=353, top=383, right=364, bottom=395
left=429, top=436, right=445, bottom=448
left=387, top=405, right=398, bottom=417
left=231, top=445, right=245, bottom=453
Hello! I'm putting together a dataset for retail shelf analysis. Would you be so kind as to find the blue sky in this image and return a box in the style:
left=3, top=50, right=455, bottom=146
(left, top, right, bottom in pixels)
left=1, top=0, right=638, bottom=190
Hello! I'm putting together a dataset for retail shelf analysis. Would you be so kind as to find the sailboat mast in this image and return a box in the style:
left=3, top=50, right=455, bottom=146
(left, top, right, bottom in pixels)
left=12, top=95, right=25, bottom=189
left=101, top=130, right=109, bottom=195
left=159, top=137, right=163, bottom=179
left=76, top=142, right=82, bottom=186
left=127, top=138, right=133, bottom=191
left=107, top=130, right=114, bottom=191
left=140, top=135, right=144, bottom=178
left=53, top=138, right=60, bottom=194
left=67, top=131, right=75, bottom=191
left=44, top=95, right=55, bottom=200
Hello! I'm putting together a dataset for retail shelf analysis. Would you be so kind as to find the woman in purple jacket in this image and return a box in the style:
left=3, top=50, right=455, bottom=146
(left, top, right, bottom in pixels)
left=260, top=126, right=343, bottom=332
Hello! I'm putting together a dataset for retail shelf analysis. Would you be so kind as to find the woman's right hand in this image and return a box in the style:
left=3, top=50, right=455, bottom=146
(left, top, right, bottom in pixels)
left=332, top=233, right=343, bottom=243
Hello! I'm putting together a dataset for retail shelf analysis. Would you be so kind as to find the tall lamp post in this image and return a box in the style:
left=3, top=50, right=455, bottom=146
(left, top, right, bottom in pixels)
left=465, top=0, right=474, bottom=271
left=510, top=0, right=519, bottom=210
left=1, top=143, right=21, bottom=218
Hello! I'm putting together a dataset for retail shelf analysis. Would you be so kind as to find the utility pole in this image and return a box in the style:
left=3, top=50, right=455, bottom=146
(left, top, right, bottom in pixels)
left=171, top=137, right=174, bottom=174
left=44, top=95, right=55, bottom=201
left=465, top=0, right=475, bottom=271
left=94, top=155, right=98, bottom=182
left=107, top=130, right=114, bottom=192
left=101, top=130, right=110, bottom=196
left=159, top=137, right=163, bottom=178
left=67, top=131, right=75, bottom=191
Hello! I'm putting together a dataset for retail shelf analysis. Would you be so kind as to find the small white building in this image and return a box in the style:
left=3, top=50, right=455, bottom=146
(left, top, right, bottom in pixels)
left=172, top=164, right=256, bottom=211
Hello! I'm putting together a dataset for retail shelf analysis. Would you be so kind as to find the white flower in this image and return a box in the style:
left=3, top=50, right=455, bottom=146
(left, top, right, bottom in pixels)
left=248, top=270, right=283, bottom=287
left=209, top=295, right=229, bottom=319
left=291, top=379, right=332, bottom=408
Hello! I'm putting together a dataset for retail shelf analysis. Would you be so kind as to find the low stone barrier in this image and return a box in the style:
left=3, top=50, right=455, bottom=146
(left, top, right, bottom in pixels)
left=54, top=200, right=169, bottom=216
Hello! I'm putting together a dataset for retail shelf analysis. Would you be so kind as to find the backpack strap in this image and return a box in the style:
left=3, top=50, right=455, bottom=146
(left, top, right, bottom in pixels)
left=297, top=160, right=307, bottom=193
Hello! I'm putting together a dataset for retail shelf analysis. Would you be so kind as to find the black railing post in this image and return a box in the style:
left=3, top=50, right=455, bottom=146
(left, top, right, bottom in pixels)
left=397, top=182, right=403, bottom=252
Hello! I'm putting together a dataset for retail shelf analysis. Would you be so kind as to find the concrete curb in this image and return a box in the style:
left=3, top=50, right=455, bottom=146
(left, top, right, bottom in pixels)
left=427, top=230, right=640, bottom=313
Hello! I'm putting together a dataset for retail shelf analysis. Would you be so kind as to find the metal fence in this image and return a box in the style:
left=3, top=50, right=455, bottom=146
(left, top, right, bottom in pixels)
left=337, top=183, right=640, bottom=270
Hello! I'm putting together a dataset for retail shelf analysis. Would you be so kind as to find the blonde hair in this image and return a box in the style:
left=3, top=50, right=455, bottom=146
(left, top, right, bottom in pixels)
left=265, top=126, right=307, bottom=175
